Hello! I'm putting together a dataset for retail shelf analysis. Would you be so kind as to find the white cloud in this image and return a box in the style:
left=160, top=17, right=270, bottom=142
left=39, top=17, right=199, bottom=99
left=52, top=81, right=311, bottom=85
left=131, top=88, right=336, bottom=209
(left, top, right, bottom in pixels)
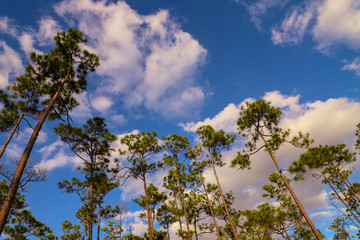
left=0, top=15, right=59, bottom=56
left=110, top=114, right=126, bottom=125
left=180, top=91, right=360, bottom=214
left=0, top=41, right=23, bottom=87
left=112, top=130, right=139, bottom=159
left=22, top=128, right=48, bottom=144
left=179, top=101, right=250, bottom=133
left=241, top=0, right=290, bottom=30
left=0, top=16, right=18, bottom=37
left=5, top=143, right=23, bottom=159
left=342, top=57, right=360, bottom=77
left=37, top=140, right=64, bottom=160
left=313, top=0, right=360, bottom=51
left=37, top=17, right=61, bottom=45
left=19, top=32, right=36, bottom=54
left=248, top=0, right=360, bottom=55
left=54, top=0, right=207, bottom=117
left=36, top=140, right=82, bottom=170
left=70, top=92, right=93, bottom=120
left=91, top=96, right=113, bottom=112
left=310, top=209, right=336, bottom=222
left=263, top=91, right=304, bottom=117
left=122, top=210, right=148, bottom=236
left=271, top=1, right=319, bottom=45
left=281, top=97, right=360, bottom=146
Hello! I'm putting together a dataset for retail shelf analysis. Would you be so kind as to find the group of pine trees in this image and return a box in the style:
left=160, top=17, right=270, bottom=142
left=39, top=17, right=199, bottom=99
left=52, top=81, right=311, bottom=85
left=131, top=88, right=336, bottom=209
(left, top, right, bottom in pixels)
left=0, top=29, right=359, bottom=239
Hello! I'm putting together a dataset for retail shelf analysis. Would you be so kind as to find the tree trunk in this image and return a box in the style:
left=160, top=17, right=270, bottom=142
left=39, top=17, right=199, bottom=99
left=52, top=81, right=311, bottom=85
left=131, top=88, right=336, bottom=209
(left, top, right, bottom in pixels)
left=89, top=168, right=94, bottom=240
left=321, top=171, right=360, bottom=225
left=335, top=169, right=360, bottom=202
left=0, top=72, right=70, bottom=235
left=166, top=223, right=171, bottom=240
left=209, top=152, right=238, bottom=240
left=97, top=204, right=101, bottom=240
left=143, top=177, right=153, bottom=240
left=195, top=158, right=221, bottom=240
left=257, top=129, right=322, bottom=240
left=180, top=189, right=192, bottom=240
left=194, top=220, right=198, bottom=240
left=174, top=195, right=184, bottom=240
left=175, top=165, right=192, bottom=240
left=0, top=110, right=25, bottom=159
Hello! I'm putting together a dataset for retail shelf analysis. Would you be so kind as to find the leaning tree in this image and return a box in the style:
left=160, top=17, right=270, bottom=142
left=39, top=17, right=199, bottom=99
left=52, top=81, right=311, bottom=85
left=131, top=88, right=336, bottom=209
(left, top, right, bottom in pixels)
left=0, top=29, right=100, bottom=234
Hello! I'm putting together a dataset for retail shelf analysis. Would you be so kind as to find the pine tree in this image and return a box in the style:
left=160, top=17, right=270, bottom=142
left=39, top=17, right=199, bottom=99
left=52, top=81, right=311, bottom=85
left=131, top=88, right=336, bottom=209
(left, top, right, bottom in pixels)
left=0, top=180, right=55, bottom=240
left=133, top=184, right=167, bottom=239
left=290, top=144, right=360, bottom=231
left=0, top=58, right=45, bottom=159
left=231, top=99, right=321, bottom=239
left=188, top=145, right=222, bottom=240
left=120, top=131, right=162, bottom=240
left=0, top=29, right=100, bottom=234
left=60, top=220, right=83, bottom=240
left=56, top=117, right=117, bottom=240
left=196, top=125, right=239, bottom=240
left=162, top=134, right=192, bottom=240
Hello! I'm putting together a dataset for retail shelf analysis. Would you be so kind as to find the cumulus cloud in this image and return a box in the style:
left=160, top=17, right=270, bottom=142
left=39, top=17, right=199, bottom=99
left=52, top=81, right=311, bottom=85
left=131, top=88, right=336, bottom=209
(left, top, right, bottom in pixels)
left=54, top=0, right=207, bottom=117
left=0, top=41, right=23, bottom=87
left=313, top=0, right=360, bottom=51
left=180, top=91, right=360, bottom=214
left=180, top=91, right=303, bottom=133
left=179, top=101, right=249, bottom=133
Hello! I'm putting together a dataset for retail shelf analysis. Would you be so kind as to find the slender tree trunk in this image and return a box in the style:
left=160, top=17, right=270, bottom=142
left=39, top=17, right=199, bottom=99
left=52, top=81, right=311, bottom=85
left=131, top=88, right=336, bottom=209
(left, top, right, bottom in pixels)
left=257, top=129, right=322, bottom=240
left=209, top=152, right=238, bottom=240
left=97, top=204, right=101, bottom=240
left=320, top=171, right=360, bottom=225
left=0, top=71, right=70, bottom=235
left=195, top=159, right=221, bottom=240
left=174, top=195, right=184, bottom=240
left=180, top=189, right=192, bottom=240
left=0, top=110, right=25, bottom=159
left=335, top=169, right=360, bottom=202
left=194, top=220, right=198, bottom=240
left=275, top=179, right=305, bottom=230
left=175, top=165, right=192, bottom=240
left=143, top=177, right=153, bottom=240
left=89, top=170, right=94, bottom=240
left=166, top=224, right=171, bottom=240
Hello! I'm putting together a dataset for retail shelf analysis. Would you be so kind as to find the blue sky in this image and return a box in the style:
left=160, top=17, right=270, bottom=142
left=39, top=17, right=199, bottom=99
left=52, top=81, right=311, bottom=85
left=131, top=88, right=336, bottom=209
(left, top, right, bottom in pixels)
left=1, top=0, right=360, bottom=238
